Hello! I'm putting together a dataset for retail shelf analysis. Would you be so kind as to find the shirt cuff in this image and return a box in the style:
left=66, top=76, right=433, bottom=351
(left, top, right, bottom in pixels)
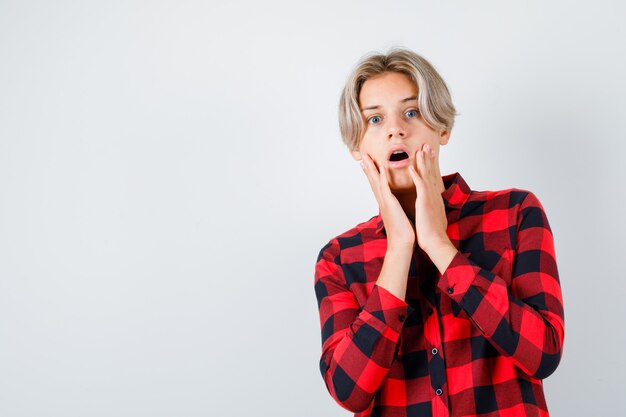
left=436, top=250, right=480, bottom=303
left=361, top=284, right=413, bottom=334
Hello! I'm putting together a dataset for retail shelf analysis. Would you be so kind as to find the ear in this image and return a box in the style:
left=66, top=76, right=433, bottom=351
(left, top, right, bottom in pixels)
left=439, top=129, right=450, bottom=146
left=350, top=149, right=362, bottom=161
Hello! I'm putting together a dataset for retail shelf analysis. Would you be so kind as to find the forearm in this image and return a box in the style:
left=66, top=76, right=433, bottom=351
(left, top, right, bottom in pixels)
left=436, top=248, right=564, bottom=379
left=424, top=239, right=458, bottom=276
left=316, top=242, right=413, bottom=412
left=424, top=192, right=565, bottom=379
left=375, top=244, right=414, bottom=301
left=319, top=284, right=409, bottom=412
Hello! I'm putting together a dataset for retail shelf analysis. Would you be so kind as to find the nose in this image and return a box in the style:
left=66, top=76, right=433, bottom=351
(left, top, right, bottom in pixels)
left=386, top=115, right=406, bottom=140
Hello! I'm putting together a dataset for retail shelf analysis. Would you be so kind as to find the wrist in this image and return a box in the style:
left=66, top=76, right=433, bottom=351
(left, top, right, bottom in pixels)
left=423, top=236, right=453, bottom=254
left=379, top=245, right=413, bottom=301
left=387, top=241, right=415, bottom=256
left=425, top=242, right=459, bottom=275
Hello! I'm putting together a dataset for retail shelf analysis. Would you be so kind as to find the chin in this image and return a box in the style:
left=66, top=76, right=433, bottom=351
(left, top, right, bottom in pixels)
left=389, top=176, right=415, bottom=192
left=390, top=185, right=415, bottom=194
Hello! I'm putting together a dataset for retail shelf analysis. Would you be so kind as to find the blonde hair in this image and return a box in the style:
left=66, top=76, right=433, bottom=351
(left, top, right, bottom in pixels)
left=339, top=48, right=457, bottom=151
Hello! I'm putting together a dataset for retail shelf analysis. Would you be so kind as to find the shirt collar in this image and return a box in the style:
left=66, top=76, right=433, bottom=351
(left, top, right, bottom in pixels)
left=375, top=172, right=471, bottom=235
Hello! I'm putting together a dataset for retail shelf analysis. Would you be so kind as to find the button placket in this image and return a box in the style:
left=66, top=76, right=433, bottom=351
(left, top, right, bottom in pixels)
left=424, top=307, right=447, bottom=406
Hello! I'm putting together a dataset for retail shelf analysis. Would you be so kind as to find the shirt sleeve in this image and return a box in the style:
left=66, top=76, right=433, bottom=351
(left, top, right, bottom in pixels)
left=436, top=191, right=565, bottom=379
left=314, top=239, right=412, bottom=413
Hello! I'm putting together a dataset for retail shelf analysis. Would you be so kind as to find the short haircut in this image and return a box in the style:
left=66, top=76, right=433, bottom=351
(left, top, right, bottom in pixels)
left=339, top=47, right=457, bottom=151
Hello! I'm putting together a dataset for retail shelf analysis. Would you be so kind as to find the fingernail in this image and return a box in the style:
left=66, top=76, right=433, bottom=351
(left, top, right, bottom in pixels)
left=360, top=161, right=366, bottom=170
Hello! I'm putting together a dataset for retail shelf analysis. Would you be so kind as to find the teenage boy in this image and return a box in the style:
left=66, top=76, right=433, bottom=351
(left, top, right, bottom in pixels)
left=314, top=48, right=564, bottom=417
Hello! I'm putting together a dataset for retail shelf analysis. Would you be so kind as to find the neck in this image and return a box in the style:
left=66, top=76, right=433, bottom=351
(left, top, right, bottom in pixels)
left=394, top=189, right=417, bottom=221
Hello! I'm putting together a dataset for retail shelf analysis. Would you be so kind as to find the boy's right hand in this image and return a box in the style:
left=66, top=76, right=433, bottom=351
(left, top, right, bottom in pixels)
left=360, top=154, right=416, bottom=251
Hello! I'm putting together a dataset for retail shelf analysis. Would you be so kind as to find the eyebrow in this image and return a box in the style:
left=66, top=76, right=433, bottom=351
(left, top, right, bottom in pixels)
left=360, top=96, right=418, bottom=112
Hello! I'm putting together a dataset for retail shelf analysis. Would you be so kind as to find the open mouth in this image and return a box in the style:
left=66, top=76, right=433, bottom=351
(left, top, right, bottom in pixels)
left=389, top=151, right=409, bottom=162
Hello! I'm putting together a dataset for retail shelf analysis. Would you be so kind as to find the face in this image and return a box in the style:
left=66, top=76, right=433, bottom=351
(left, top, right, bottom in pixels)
left=351, top=71, right=450, bottom=192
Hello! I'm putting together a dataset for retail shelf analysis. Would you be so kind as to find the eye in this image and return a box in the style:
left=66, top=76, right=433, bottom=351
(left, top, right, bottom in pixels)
left=405, top=109, right=419, bottom=118
left=368, top=115, right=382, bottom=125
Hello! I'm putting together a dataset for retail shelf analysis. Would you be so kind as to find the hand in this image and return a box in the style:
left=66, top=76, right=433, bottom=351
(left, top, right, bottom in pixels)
left=360, top=153, right=416, bottom=250
left=407, top=144, right=451, bottom=254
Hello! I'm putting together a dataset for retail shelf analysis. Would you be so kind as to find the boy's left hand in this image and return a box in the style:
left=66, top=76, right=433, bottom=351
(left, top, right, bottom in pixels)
left=407, top=143, right=452, bottom=254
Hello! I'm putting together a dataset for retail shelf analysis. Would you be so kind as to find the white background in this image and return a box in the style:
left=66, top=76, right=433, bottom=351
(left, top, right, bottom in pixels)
left=1, top=1, right=625, bottom=416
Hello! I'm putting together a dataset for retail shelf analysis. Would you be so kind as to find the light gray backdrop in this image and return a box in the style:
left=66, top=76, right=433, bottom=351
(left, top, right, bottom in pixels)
left=1, top=1, right=624, bottom=416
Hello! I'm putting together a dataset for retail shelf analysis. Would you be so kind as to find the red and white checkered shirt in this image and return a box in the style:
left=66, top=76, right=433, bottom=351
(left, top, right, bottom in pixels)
left=314, top=172, right=564, bottom=417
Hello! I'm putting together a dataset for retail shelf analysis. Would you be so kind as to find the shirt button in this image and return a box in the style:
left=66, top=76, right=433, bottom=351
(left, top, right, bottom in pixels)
left=427, top=307, right=434, bottom=316
left=447, top=287, right=454, bottom=294
left=399, top=314, right=405, bottom=322
left=435, top=388, right=443, bottom=396
left=431, top=347, right=438, bottom=355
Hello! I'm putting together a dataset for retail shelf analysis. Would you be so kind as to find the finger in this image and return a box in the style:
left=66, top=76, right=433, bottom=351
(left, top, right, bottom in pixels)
left=378, top=165, right=395, bottom=200
left=424, top=144, right=439, bottom=185
left=408, top=163, right=424, bottom=195
left=423, top=144, right=432, bottom=178
left=361, top=154, right=383, bottom=205
left=415, top=148, right=427, bottom=179
left=363, top=154, right=382, bottom=185
left=408, top=163, right=419, bottom=186
left=360, top=156, right=380, bottom=199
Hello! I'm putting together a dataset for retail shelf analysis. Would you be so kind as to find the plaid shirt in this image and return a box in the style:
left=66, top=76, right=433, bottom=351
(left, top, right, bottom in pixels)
left=314, top=172, right=564, bottom=417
